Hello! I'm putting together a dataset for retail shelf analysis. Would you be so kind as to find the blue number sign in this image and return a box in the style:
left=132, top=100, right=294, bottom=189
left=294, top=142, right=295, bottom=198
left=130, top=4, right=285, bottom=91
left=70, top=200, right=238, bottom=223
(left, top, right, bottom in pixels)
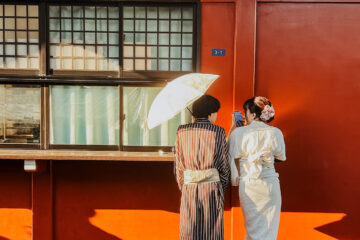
left=211, top=49, right=226, bottom=56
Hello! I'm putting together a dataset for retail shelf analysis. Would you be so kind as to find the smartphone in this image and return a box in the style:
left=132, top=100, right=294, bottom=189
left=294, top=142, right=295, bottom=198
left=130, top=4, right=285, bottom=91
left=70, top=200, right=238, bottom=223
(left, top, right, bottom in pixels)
left=233, top=111, right=243, bottom=127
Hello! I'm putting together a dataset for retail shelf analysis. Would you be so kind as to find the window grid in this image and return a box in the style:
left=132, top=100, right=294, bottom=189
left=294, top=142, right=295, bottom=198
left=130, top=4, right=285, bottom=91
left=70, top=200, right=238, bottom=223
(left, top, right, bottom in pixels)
left=0, top=4, right=39, bottom=69
left=49, top=5, right=121, bottom=71
left=122, top=6, right=194, bottom=72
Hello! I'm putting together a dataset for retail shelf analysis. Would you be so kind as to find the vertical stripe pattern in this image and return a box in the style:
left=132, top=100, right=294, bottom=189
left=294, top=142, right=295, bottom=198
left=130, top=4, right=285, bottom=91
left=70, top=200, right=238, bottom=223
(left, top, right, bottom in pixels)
left=175, top=118, right=230, bottom=240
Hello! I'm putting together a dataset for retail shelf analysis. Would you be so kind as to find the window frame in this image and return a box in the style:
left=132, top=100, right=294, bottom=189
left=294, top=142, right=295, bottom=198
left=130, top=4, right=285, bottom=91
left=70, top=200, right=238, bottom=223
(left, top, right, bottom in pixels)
left=0, top=0, right=200, bottom=151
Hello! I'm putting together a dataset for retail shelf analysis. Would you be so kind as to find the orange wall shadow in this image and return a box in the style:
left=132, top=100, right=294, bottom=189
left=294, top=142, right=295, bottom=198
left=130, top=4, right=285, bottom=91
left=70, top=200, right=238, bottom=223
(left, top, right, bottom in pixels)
left=0, top=208, right=32, bottom=240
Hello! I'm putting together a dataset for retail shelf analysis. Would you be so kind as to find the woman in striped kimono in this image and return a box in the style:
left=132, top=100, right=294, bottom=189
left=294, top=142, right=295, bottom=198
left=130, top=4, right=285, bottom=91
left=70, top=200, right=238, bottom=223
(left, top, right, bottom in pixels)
left=175, top=95, right=230, bottom=240
left=228, top=97, right=286, bottom=240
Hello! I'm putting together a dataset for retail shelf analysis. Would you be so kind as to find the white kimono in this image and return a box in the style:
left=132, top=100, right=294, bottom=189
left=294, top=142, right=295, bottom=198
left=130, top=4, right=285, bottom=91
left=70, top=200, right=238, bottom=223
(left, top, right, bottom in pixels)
left=228, top=121, right=286, bottom=240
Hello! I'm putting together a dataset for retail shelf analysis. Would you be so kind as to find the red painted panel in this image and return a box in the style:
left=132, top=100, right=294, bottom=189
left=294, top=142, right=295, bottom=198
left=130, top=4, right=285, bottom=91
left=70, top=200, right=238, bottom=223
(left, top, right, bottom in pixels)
left=256, top=3, right=360, bottom=239
left=0, top=160, right=32, bottom=240
left=201, top=3, right=235, bottom=134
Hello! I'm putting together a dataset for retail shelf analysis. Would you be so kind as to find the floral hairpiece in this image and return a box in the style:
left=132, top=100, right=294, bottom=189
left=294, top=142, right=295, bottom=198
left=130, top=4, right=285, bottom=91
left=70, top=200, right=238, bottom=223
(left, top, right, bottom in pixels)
left=254, top=96, right=275, bottom=121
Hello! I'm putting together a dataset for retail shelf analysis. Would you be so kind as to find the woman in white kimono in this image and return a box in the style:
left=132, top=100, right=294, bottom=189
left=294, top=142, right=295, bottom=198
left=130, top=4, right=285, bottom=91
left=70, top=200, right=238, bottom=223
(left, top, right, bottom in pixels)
left=228, top=96, right=286, bottom=240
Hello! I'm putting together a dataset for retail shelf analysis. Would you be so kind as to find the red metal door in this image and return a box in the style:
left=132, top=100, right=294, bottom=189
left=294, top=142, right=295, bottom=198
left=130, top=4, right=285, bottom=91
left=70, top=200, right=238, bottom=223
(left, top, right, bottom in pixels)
left=256, top=3, right=360, bottom=239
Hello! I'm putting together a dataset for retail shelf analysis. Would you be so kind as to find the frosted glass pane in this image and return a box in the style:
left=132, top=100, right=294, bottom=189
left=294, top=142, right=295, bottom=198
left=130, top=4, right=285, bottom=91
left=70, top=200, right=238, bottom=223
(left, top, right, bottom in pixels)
left=85, top=20, right=95, bottom=31
left=62, top=46, right=72, bottom=57
left=62, top=59, right=72, bottom=69
left=97, top=20, right=107, bottom=32
left=4, top=5, right=15, bottom=16
left=170, top=34, right=181, bottom=45
left=50, top=86, right=120, bottom=145
left=5, top=44, right=15, bottom=55
left=5, top=18, right=15, bottom=30
left=5, top=31, right=15, bottom=42
left=17, top=31, right=27, bottom=43
left=74, top=59, right=83, bottom=69
left=159, top=33, right=169, bottom=45
left=147, top=33, right=157, bottom=45
left=74, top=46, right=84, bottom=57
left=182, top=34, right=192, bottom=45
left=147, top=59, right=157, bottom=70
left=29, top=45, right=39, bottom=56
left=183, top=21, right=193, bottom=32
left=50, top=59, right=60, bottom=69
left=147, top=7, right=157, bottom=19
left=0, top=19, right=2, bottom=29
left=50, top=45, right=60, bottom=57
left=159, top=59, right=168, bottom=71
left=85, top=7, right=95, bottom=18
left=61, top=19, right=72, bottom=31
left=109, top=46, right=118, bottom=58
left=97, top=32, right=107, bottom=44
left=123, top=20, right=134, bottom=31
left=170, top=47, right=180, bottom=58
left=28, top=32, right=39, bottom=43
left=170, top=8, right=181, bottom=19
left=73, top=6, right=83, bottom=18
left=109, top=33, right=119, bottom=44
left=159, top=21, right=169, bottom=32
left=97, top=46, right=107, bottom=57
left=97, top=59, right=107, bottom=70
left=147, top=46, right=157, bottom=57
left=170, top=60, right=180, bottom=71
left=171, top=21, right=181, bottom=32
left=16, top=18, right=27, bottom=30
left=5, top=58, right=15, bottom=68
left=61, top=32, right=71, bottom=43
left=123, top=46, right=133, bottom=57
left=123, top=59, right=133, bottom=71
left=182, top=47, right=192, bottom=58
left=108, top=7, right=119, bottom=18
left=183, top=8, right=193, bottom=19
left=85, top=32, right=95, bottom=44
left=135, top=33, right=145, bottom=44
left=73, top=20, right=83, bottom=31
left=17, top=44, right=27, bottom=56
left=50, top=19, right=60, bottom=30
left=85, top=46, right=95, bottom=57
left=182, top=60, right=192, bottom=71
left=147, top=20, right=157, bottom=32
left=73, top=32, right=83, bottom=44
left=0, top=45, right=3, bottom=55
left=96, top=7, right=107, bottom=18
left=49, top=6, right=60, bottom=18
left=50, top=32, right=60, bottom=43
left=0, top=59, right=3, bottom=68
left=159, top=47, right=169, bottom=58
left=123, top=7, right=134, bottom=18
left=28, top=6, right=38, bottom=17
left=109, top=20, right=119, bottom=31
left=61, top=6, right=71, bottom=18
left=135, top=7, right=145, bottom=18
left=85, top=59, right=96, bottom=70
left=29, top=58, right=39, bottom=69
left=17, top=58, right=27, bottom=68
left=159, top=7, right=169, bottom=19
left=16, top=5, right=27, bottom=17
left=135, top=59, right=145, bottom=70
left=109, top=59, right=119, bottom=70
left=135, top=20, right=145, bottom=32
left=124, top=33, right=134, bottom=44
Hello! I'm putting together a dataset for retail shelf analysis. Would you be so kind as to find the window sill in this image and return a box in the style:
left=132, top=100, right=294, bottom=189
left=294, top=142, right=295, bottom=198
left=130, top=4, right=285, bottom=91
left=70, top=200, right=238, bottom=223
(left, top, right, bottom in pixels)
left=0, top=149, right=174, bottom=162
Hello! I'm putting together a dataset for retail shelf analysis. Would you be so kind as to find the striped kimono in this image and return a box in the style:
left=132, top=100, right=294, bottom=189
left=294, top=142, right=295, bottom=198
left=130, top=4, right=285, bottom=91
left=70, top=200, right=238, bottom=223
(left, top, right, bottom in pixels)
left=175, top=118, right=230, bottom=240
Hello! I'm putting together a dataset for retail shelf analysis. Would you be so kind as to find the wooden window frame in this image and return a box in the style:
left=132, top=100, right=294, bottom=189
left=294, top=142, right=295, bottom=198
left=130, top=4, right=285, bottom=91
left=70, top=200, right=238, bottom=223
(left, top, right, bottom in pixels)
left=0, top=0, right=200, bottom=151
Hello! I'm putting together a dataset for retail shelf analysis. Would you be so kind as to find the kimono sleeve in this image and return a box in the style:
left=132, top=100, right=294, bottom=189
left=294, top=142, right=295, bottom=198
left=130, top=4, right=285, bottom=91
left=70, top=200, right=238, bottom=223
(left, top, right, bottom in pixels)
left=217, top=128, right=230, bottom=192
left=228, top=129, right=242, bottom=186
left=273, top=129, right=286, bottom=161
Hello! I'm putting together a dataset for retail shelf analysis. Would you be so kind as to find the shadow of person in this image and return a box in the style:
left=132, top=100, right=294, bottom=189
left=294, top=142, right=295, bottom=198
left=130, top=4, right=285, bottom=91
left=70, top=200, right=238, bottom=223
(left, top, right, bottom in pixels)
left=315, top=213, right=360, bottom=240
left=0, top=236, right=10, bottom=240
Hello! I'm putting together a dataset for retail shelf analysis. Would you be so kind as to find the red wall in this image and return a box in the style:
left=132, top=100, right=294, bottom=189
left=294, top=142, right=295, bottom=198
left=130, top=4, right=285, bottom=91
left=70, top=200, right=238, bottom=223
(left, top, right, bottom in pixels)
left=1, top=1, right=360, bottom=240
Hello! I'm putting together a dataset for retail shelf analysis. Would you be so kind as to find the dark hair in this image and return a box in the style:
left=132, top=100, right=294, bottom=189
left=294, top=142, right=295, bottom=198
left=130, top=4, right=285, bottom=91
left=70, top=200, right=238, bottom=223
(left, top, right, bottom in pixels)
left=192, top=94, right=220, bottom=118
left=243, top=97, right=274, bottom=123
